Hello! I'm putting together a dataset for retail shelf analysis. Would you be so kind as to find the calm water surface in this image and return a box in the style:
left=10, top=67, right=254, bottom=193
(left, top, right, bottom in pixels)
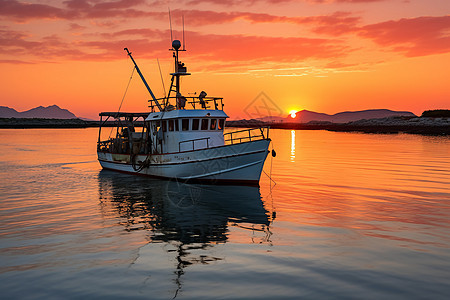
left=0, top=128, right=449, bottom=299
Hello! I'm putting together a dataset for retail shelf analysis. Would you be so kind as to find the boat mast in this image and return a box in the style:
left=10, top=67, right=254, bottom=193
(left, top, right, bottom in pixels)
left=124, top=47, right=163, bottom=111
left=167, top=40, right=190, bottom=103
left=173, top=40, right=181, bottom=95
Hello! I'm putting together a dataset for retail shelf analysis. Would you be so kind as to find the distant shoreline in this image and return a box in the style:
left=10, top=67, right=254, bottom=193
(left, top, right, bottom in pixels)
left=1, top=117, right=449, bottom=135
left=0, top=118, right=100, bottom=129
left=228, top=118, right=450, bottom=135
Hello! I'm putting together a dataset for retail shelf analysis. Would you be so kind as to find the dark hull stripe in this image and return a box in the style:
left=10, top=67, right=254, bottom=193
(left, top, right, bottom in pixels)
left=98, top=149, right=268, bottom=166
left=101, top=166, right=260, bottom=187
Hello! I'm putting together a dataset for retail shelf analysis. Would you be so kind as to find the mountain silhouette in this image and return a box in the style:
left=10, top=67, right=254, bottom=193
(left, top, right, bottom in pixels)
left=288, top=109, right=416, bottom=123
left=0, top=105, right=77, bottom=119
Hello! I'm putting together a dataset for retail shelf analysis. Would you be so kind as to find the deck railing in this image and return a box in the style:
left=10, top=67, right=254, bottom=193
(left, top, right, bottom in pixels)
left=224, top=127, right=270, bottom=145
left=149, top=96, right=224, bottom=112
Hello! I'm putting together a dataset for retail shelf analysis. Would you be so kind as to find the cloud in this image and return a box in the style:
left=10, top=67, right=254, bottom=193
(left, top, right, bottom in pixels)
left=177, top=32, right=349, bottom=62
left=185, top=0, right=287, bottom=5
left=0, top=0, right=161, bottom=22
left=167, top=9, right=360, bottom=32
left=333, top=0, right=383, bottom=2
left=0, top=24, right=348, bottom=65
left=0, top=29, right=41, bottom=51
left=185, top=0, right=384, bottom=5
left=90, top=0, right=146, bottom=10
left=312, top=0, right=383, bottom=3
left=82, top=31, right=349, bottom=64
left=80, top=39, right=168, bottom=60
left=0, top=0, right=74, bottom=21
left=0, top=28, right=94, bottom=61
left=64, top=0, right=92, bottom=10
left=2, top=2, right=446, bottom=67
left=100, top=28, right=167, bottom=39
left=303, top=12, right=361, bottom=35
left=359, top=15, right=450, bottom=57
left=0, top=59, right=36, bottom=65
left=0, top=0, right=391, bottom=23
left=0, top=0, right=361, bottom=35
left=68, top=23, right=86, bottom=31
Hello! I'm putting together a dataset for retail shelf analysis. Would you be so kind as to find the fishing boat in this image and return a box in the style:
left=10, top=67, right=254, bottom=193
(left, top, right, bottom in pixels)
left=97, top=40, right=271, bottom=186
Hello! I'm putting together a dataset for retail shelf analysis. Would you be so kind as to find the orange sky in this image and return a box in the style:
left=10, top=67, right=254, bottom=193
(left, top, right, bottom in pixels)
left=0, top=0, right=449, bottom=120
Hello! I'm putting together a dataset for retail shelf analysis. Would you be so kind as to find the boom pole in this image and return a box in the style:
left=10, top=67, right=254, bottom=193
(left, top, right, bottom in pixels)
left=124, top=48, right=162, bottom=111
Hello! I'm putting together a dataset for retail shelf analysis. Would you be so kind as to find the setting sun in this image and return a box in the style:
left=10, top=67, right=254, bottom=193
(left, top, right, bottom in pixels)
left=289, top=110, right=297, bottom=118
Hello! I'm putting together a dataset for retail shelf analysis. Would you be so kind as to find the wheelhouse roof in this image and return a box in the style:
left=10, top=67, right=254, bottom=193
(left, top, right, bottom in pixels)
left=145, top=109, right=228, bottom=121
left=99, top=109, right=228, bottom=120
left=99, top=112, right=149, bottom=118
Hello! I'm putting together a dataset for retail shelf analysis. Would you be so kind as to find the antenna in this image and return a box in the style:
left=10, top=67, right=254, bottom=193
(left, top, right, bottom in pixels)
left=168, top=8, right=173, bottom=43
left=182, top=14, right=185, bottom=50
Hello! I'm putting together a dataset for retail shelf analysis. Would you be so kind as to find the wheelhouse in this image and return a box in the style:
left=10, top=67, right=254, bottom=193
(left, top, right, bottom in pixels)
left=146, top=109, right=228, bottom=154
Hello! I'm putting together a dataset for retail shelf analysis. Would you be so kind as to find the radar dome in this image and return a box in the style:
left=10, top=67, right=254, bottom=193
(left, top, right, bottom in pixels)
left=172, top=40, right=181, bottom=50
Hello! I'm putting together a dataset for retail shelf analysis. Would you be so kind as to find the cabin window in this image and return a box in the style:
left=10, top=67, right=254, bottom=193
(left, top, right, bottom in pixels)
left=162, top=120, right=167, bottom=132
left=210, top=119, right=217, bottom=130
left=174, top=119, right=179, bottom=131
left=192, top=119, right=200, bottom=130
left=218, top=119, right=225, bottom=130
left=168, top=120, right=174, bottom=131
left=201, top=119, right=209, bottom=130
left=182, top=119, right=189, bottom=131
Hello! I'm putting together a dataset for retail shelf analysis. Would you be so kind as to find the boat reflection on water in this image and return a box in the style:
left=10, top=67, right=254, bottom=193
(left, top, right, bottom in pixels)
left=97, top=170, right=272, bottom=296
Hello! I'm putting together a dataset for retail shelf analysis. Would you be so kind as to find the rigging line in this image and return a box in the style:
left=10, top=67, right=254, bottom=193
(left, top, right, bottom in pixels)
left=109, top=66, right=135, bottom=138
left=157, top=58, right=167, bottom=102
left=117, top=66, right=136, bottom=114
left=169, top=8, right=173, bottom=42
left=182, top=14, right=185, bottom=50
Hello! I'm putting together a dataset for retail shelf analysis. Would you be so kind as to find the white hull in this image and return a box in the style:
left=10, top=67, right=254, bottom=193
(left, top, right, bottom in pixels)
left=98, top=139, right=270, bottom=185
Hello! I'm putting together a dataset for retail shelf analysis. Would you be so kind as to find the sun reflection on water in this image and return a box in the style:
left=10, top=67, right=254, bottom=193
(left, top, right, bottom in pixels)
left=290, top=130, right=296, bottom=162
